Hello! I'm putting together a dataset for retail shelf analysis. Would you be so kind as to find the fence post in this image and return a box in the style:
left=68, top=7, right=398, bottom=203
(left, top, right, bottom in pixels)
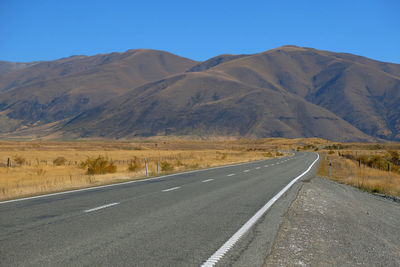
left=388, top=163, right=391, bottom=172
left=144, top=158, right=149, bottom=177
left=359, top=159, right=361, bottom=168
left=7, top=158, right=10, bottom=167
left=329, top=160, right=332, bottom=178
left=157, top=161, right=159, bottom=173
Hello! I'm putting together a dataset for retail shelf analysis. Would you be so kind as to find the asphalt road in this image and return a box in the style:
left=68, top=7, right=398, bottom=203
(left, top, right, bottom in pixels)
left=0, top=152, right=319, bottom=267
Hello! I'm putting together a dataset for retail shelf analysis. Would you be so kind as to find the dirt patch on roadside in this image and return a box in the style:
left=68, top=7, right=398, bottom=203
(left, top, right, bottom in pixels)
left=264, top=177, right=400, bottom=266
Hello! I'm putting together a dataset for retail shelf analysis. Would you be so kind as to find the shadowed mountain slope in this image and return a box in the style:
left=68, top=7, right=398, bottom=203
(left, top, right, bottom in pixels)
left=61, top=72, right=371, bottom=141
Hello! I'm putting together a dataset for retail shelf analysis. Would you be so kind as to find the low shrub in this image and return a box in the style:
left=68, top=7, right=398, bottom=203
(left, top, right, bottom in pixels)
left=387, top=150, right=400, bottom=166
left=53, top=157, right=67, bottom=166
left=80, top=156, right=117, bottom=175
left=175, top=160, right=185, bottom=166
left=216, top=152, right=228, bottom=160
left=161, top=161, right=174, bottom=172
left=14, top=156, right=26, bottom=166
left=35, top=166, right=46, bottom=176
left=128, top=156, right=142, bottom=172
left=262, top=152, right=273, bottom=157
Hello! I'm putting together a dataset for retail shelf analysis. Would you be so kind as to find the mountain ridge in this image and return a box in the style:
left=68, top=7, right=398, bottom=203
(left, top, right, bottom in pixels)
left=0, top=46, right=399, bottom=141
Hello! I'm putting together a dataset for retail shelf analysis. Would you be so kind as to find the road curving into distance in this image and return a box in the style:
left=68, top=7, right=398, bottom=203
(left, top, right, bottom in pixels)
left=0, top=152, right=319, bottom=266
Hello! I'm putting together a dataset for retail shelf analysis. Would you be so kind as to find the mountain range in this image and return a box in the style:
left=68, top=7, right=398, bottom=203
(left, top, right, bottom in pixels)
left=1, top=46, right=399, bottom=141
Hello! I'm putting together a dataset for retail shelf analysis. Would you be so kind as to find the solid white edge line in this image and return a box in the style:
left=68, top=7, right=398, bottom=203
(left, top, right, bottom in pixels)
left=1, top=156, right=293, bottom=205
left=162, top=186, right=181, bottom=192
left=84, top=202, right=119, bottom=213
left=202, top=179, right=214, bottom=183
left=201, top=153, right=319, bottom=267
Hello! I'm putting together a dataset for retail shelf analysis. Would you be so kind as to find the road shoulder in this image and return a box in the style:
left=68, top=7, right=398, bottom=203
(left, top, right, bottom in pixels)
left=263, top=177, right=400, bottom=266
left=216, top=168, right=312, bottom=267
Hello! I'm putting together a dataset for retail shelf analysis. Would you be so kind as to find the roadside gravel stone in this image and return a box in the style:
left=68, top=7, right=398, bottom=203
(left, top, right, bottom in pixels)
left=263, top=177, right=400, bottom=267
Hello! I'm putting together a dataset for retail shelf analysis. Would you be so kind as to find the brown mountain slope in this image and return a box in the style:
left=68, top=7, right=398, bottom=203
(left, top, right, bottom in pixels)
left=1, top=46, right=399, bottom=141
left=0, top=61, right=37, bottom=78
left=61, top=72, right=371, bottom=141
left=0, top=50, right=196, bottom=92
left=0, top=50, right=197, bottom=132
left=203, top=46, right=400, bottom=140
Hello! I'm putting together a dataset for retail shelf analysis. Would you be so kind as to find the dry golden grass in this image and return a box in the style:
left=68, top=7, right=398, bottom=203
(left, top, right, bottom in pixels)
left=0, top=139, right=304, bottom=201
left=318, top=152, right=400, bottom=197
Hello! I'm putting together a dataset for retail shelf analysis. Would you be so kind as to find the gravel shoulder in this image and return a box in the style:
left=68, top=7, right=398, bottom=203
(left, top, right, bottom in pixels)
left=263, top=177, right=400, bottom=266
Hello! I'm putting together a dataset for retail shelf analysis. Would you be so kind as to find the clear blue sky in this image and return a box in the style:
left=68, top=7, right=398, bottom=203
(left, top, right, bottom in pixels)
left=1, top=0, right=399, bottom=63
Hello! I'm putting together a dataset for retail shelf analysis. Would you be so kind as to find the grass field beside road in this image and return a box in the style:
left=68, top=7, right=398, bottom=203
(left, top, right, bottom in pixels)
left=1, top=138, right=313, bottom=201
left=318, top=151, right=400, bottom=197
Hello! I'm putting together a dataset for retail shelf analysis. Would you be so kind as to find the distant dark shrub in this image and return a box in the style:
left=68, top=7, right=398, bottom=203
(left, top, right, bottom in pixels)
left=328, top=150, right=335, bottom=154
left=53, top=157, right=67, bottom=166
left=14, top=156, right=26, bottom=166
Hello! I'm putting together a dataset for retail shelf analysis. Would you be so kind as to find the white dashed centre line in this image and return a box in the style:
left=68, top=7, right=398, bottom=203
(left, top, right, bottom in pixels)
left=264, top=165, right=269, bottom=167
left=227, top=173, right=235, bottom=177
left=202, top=179, right=214, bottom=183
left=84, top=202, right=120, bottom=213
left=243, top=170, right=250, bottom=173
left=255, top=167, right=261, bottom=169
left=162, top=186, right=181, bottom=192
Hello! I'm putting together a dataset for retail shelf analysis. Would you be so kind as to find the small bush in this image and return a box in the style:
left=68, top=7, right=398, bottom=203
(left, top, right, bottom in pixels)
left=216, top=152, right=228, bottom=160
left=262, top=152, right=273, bottom=157
left=14, top=156, right=26, bottom=166
left=35, top=166, right=46, bottom=176
left=189, top=163, right=199, bottom=168
left=276, top=151, right=283, bottom=156
left=161, top=161, right=174, bottom=172
left=387, top=150, right=400, bottom=166
left=53, top=157, right=67, bottom=166
left=128, top=157, right=142, bottom=172
left=328, top=150, right=335, bottom=154
left=80, top=156, right=117, bottom=175
left=175, top=160, right=184, bottom=166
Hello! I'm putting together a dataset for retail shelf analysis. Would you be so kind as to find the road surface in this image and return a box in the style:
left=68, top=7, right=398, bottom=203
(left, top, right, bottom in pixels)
left=0, top=152, right=318, bottom=266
